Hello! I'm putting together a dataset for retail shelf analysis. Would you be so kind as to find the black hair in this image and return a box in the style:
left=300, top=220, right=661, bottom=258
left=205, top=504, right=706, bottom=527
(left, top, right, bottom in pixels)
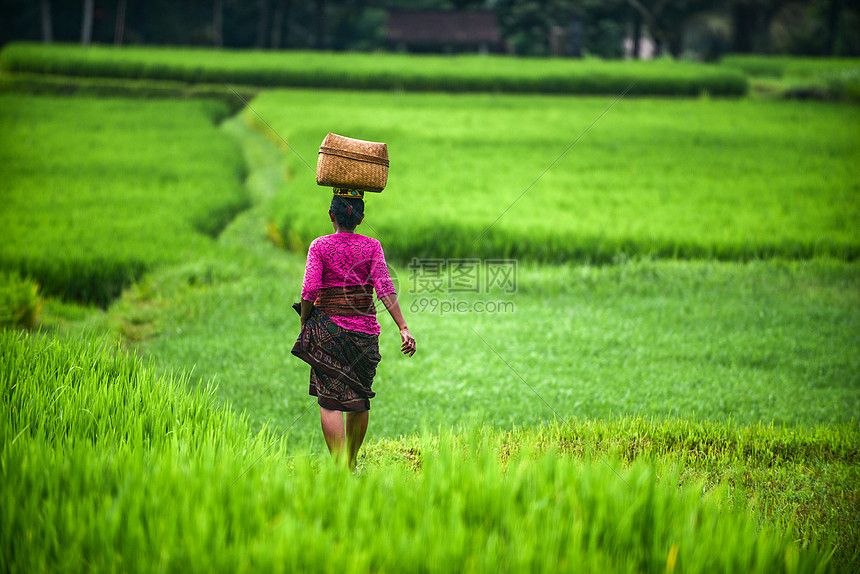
left=330, top=196, right=365, bottom=229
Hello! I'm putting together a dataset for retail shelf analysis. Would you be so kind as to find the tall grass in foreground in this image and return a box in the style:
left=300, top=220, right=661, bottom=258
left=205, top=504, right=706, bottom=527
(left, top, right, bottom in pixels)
left=1, top=330, right=848, bottom=572
left=0, top=271, right=41, bottom=329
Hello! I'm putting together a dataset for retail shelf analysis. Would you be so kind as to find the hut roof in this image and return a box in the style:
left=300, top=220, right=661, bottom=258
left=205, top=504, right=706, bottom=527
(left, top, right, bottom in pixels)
left=387, top=10, right=501, bottom=45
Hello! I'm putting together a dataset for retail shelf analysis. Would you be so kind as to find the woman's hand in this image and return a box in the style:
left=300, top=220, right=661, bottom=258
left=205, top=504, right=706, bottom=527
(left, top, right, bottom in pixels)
left=400, top=326, right=416, bottom=357
left=380, top=293, right=416, bottom=357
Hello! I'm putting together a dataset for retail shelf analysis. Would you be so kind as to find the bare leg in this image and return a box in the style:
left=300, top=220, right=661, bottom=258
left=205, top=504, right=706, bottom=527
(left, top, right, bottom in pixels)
left=345, top=410, right=369, bottom=471
left=320, top=407, right=345, bottom=463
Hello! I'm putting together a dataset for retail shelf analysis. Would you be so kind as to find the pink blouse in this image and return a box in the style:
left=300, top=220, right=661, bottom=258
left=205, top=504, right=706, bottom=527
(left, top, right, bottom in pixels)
left=301, top=233, right=396, bottom=335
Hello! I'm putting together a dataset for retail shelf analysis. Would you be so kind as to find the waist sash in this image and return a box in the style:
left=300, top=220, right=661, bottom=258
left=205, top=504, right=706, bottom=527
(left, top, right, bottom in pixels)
left=315, top=285, right=376, bottom=317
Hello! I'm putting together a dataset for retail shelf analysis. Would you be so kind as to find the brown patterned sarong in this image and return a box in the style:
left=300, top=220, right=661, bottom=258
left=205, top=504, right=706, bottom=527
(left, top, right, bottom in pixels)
left=314, top=284, right=376, bottom=317
left=291, top=302, right=380, bottom=412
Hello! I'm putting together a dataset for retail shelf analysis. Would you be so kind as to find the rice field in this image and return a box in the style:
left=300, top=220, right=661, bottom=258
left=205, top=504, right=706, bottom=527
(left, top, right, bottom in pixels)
left=721, top=54, right=860, bottom=79
left=246, top=89, right=860, bottom=263
left=0, top=42, right=747, bottom=96
left=721, top=55, right=860, bottom=101
left=0, top=49, right=858, bottom=571
left=2, top=330, right=853, bottom=573
left=0, top=94, right=248, bottom=306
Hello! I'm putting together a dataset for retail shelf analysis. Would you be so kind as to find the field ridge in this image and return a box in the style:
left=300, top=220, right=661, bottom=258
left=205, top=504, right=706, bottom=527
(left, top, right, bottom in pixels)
left=1, top=42, right=748, bottom=96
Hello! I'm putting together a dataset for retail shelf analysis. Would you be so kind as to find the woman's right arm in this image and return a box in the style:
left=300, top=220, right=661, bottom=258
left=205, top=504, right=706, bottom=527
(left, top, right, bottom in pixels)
left=380, top=293, right=416, bottom=357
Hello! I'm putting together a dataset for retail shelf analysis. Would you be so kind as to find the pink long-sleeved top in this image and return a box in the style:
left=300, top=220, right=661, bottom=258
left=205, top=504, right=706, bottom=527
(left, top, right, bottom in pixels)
left=301, top=233, right=396, bottom=335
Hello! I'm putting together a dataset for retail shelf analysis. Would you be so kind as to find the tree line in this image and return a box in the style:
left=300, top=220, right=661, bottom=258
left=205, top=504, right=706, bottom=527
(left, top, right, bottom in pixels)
left=1, top=0, right=858, bottom=58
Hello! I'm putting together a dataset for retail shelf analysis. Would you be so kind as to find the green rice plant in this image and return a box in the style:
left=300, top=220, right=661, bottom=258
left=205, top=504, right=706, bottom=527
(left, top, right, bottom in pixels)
left=0, top=72, right=257, bottom=113
left=364, top=420, right=859, bottom=571
left=5, top=433, right=834, bottom=573
left=721, top=55, right=860, bottom=79
left=244, top=90, right=859, bottom=264
left=0, top=42, right=748, bottom=96
left=0, top=271, right=41, bottom=329
left=0, top=332, right=251, bottom=453
left=721, top=55, right=860, bottom=101
left=0, top=94, right=249, bottom=306
left=823, top=67, right=860, bottom=101
left=0, top=329, right=839, bottom=572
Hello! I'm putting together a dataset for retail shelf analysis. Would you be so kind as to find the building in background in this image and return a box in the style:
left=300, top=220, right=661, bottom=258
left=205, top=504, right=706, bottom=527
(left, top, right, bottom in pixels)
left=386, top=10, right=503, bottom=54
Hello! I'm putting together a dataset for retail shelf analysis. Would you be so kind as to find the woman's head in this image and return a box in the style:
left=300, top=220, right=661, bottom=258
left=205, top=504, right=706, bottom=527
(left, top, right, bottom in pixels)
left=329, top=195, right=365, bottom=229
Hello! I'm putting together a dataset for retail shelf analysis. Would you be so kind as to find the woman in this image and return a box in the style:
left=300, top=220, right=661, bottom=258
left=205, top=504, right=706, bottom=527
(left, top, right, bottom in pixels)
left=291, top=189, right=416, bottom=470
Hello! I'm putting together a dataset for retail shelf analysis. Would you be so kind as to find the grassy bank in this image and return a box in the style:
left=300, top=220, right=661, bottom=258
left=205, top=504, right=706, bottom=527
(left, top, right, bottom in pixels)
left=721, top=55, right=860, bottom=79
left=0, top=42, right=747, bottom=96
left=721, top=55, right=860, bottom=101
left=0, top=71, right=258, bottom=112
left=2, top=330, right=853, bottom=572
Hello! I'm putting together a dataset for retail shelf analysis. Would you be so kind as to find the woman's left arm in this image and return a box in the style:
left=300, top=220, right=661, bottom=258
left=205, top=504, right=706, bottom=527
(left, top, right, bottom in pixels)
left=371, top=241, right=415, bottom=356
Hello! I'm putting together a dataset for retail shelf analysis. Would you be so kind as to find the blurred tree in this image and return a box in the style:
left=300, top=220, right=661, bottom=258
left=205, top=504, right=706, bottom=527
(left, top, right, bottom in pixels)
left=683, top=10, right=732, bottom=60
left=723, top=0, right=859, bottom=55
left=630, top=5, right=643, bottom=57
left=814, top=0, right=860, bottom=55
left=328, top=1, right=387, bottom=51
left=835, top=0, right=860, bottom=54
left=270, top=0, right=287, bottom=48
left=582, top=0, right=628, bottom=58
left=728, top=0, right=786, bottom=52
left=380, top=0, right=487, bottom=7
left=2, top=0, right=856, bottom=55
left=81, top=0, right=94, bottom=45
left=114, top=0, right=126, bottom=45
left=625, top=0, right=716, bottom=57
left=770, top=1, right=823, bottom=53
left=496, top=0, right=629, bottom=58
left=315, top=0, right=325, bottom=48
left=496, top=0, right=553, bottom=56
left=213, top=0, right=223, bottom=46
left=825, top=0, right=839, bottom=53
left=41, top=0, right=52, bottom=43
left=256, top=0, right=268, bottom=48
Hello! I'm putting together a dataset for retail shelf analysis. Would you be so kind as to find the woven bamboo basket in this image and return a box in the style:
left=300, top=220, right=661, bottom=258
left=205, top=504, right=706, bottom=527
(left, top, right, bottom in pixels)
left=316, top=133, right=389, bottom=193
